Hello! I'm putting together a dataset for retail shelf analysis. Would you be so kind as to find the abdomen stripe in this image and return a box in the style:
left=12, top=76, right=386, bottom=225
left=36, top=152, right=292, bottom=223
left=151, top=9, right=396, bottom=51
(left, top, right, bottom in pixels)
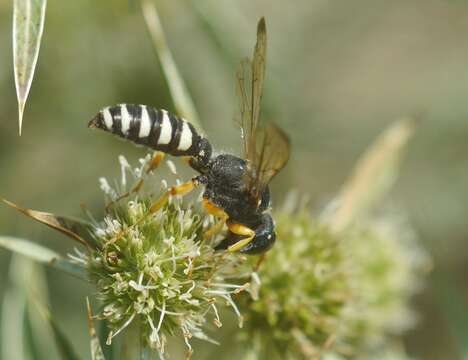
left=159, top=110, right=173, bottom=145
left=90, top=104, right=201, bottom=157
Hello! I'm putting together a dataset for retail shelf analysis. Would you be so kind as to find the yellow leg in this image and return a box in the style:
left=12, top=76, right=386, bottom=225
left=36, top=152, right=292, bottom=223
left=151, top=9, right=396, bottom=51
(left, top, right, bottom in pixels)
left=131, top=178, right=144, bottom=193
left=202, top=199, right=229, bottom=239
left=254, top=253, right=266, bottom=271
left=227, top=223, right=256, bottom=252
left=149, top=179, right=197, bottom=214
left=105, top=179, right=144, bottom=212
left=202, top=199, right=228, bottom=218
left=104, top=153, right=164, bottom=212
left=204, top=221, right=225, bottom=240
left=104, top=179, right=198, bottom=248
left=146, top=152, right=165, bottom=173
left=181, top=156, right=192, bottom=166
left=131, top=152, right=164, bottom=193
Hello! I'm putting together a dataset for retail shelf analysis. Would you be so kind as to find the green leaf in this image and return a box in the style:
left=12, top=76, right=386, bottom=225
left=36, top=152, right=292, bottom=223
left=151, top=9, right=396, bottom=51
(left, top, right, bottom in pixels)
left=2, top=255, right=63, bottom=360
left=13, top=0, right=47, bottom=135
left=141, top=0, right=202, bottom=130
left=87, top=299, right=107, bottom=360
left=35, top=302, right=82, bottom=360
left=23, top=258, right=60, bottom=360
left=329, top=117, right=416, bottom=232
left=0, top=236, right=87, bottom=280
left=2, top=199, right=99, bottom=249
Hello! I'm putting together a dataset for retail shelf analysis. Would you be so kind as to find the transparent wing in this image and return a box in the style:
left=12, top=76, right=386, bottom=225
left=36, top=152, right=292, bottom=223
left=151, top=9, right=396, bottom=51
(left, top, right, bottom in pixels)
left=237, top=17, right=267, bottom=165
left=236, top=18, right=290, bottom=205
left=248, top=124, right=290, bottom=202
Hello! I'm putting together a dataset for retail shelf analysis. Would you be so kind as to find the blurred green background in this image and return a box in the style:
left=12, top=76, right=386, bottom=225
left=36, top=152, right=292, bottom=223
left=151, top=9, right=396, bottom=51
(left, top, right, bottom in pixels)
left=1, top=0, right=467, bottom=359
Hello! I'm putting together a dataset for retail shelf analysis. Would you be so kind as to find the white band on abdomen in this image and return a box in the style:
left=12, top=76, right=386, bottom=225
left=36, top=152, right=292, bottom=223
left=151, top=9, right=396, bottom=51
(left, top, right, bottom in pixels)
left=120, top=105, right=131, bottom=135
left=139, top=106, right=152, bottom=138
left=178, top=121, right=192, bottom=151
left=103, top=107, right=113, bottom=130
left=159, top=110, right=172, bottom=145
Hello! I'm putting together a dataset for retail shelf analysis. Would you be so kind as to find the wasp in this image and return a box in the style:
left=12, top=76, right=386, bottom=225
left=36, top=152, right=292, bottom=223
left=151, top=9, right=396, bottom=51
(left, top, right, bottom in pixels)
left=88, top=18, right=290, bottom=254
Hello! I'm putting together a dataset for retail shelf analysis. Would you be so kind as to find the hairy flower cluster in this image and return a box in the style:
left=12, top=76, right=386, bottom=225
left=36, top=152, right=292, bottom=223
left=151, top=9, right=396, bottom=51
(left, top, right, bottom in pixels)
left=238, top=207, right=348, bottom=359
left=237, top=199, right=430, bottom=359
left=75, top=155, right=249, bottom=358
left=336, top=214, right=429, bottom=355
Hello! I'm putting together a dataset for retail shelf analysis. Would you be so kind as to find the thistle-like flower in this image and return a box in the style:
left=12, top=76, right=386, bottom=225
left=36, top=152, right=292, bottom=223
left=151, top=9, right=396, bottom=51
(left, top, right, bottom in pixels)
left=236, top=195, right=430, bottom=359
left=6, top=154, right=251, bottom=359
left=84, top=155, right=252, bottom=358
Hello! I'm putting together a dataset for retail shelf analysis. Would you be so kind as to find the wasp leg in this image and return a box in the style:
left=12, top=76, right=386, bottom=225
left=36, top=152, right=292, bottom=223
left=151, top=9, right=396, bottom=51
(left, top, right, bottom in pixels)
left=149, top=178, right=198, bottom=214
left=146, top=152, right=165, bottom=173
left=255, top=253, right=266, bottom=271
left=202, top=199, right=229, bottom=239
left=226, top=223, right=256, bottom=252
left=104, top=152, right=165, bottom=212
left=104, top=178, right=199, bottom=249
left=181, top=156, right=192, bottom=166
left=129, top=152, right=164, bottom=196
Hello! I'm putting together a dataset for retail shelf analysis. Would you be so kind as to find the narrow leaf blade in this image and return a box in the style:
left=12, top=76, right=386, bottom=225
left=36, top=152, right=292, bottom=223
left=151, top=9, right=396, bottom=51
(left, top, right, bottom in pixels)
left=24, top=258, right=61, bottom=360
left=1, top=256, right=31, bottom=360
left=87, top=299, right=106, bottom=360
left=329, top=117, right=416, bottom=232
left=0, top=236, right=87, bottom=279
left=13, top=0, right=47, bottom=134
left=2, top=199, right=98, bottom=249
left=141, top=0, right=202, bottom=130
left=35, top=302, right=82, bottom=360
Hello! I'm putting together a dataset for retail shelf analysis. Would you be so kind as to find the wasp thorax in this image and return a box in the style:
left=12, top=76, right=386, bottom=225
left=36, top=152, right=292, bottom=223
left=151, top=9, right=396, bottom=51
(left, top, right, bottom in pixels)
left=209, top=154, right=247, bottom=187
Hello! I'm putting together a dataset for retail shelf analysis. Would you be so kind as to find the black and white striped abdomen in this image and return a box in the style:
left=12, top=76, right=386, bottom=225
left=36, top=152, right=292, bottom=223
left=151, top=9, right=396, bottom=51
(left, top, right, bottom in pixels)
left=89, top=104, right=202, bottom=156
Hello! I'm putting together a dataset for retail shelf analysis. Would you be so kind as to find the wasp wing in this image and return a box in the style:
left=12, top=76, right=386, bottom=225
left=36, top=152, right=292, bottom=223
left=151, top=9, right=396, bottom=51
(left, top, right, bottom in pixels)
left=248, top=124, right=290, bottom=202
left=236, top=17, right=267, bottom=165
left=236, top=18, right=290, bottom=205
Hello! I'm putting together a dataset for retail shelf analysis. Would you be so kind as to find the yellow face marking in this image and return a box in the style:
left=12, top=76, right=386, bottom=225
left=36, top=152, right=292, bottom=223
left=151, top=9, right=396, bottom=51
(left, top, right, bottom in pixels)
left=227, top=223, right=256, bottom=252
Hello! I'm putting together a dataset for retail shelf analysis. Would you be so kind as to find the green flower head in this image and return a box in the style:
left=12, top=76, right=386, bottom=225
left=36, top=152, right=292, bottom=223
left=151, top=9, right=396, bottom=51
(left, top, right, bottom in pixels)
left=72, top=154, right=252, bottom=358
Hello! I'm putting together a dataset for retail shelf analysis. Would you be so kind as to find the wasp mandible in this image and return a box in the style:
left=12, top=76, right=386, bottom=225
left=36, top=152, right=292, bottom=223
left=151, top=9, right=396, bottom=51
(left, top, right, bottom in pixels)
left=88, top=18, right=290, bottom=254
